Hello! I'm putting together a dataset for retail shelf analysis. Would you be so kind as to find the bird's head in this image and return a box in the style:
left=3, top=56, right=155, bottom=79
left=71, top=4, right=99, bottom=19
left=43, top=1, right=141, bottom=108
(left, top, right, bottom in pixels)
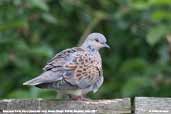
left=81, top=33, right=110, bottom=50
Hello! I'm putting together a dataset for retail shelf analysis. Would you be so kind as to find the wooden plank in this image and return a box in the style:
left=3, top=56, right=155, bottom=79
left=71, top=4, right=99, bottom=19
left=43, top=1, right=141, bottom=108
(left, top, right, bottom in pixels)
left=135, top=97, right=171, bottom=114
left=0, top=98, right=131, bottom=114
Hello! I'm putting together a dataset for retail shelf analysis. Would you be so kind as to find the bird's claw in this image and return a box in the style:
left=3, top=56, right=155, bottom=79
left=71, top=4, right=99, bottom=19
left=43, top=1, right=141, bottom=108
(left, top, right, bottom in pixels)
left=71, top=96, right=90, bottom=101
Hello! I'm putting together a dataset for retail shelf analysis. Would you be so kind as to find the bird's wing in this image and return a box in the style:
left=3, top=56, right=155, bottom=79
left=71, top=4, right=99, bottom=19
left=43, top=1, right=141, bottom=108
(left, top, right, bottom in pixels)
left=43, top=47, right=84, bottom=71
left=91, top=70, right=104, bottom=93
left=23, top=47, right=84, bottom=86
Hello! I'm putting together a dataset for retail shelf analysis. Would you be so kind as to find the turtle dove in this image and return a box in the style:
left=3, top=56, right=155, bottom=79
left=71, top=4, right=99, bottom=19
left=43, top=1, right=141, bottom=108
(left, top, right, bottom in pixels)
left=23, top=33, right=110, bottom=100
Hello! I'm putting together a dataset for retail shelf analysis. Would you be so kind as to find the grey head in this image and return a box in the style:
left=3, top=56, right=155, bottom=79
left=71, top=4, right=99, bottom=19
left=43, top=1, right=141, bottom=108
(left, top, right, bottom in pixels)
left=81, top=33, right=110, bottom=50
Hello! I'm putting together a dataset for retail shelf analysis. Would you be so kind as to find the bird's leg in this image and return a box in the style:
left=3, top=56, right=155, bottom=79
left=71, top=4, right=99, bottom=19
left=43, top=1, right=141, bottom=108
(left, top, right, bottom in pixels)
left=70, top=96, right=82, bottom=100
left=80, top=96, right=90, bottom=101
left=70, top=95, right=90, bottom=101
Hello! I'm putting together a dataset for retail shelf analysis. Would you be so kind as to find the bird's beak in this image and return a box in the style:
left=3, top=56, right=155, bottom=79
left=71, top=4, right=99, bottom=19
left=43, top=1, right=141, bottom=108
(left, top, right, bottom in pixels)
left=104, top=43, right=110, bottom=48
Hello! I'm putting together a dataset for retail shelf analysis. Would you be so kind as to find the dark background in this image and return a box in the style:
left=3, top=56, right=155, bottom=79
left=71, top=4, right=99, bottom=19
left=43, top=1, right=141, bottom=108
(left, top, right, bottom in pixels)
left=0, top=0, right=171, bottom=99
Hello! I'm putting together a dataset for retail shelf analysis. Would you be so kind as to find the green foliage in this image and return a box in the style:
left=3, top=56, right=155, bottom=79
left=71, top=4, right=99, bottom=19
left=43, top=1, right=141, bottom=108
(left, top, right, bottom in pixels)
left=147, top=25, right=167, bottom=45
left=28, top=0, right=49, bottom=11
left=0, top=0, right=171, bottom=99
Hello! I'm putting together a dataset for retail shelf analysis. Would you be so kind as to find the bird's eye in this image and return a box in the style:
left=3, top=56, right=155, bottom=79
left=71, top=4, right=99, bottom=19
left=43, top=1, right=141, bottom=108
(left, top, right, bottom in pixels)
left=95, top=39, right=99, bottom=42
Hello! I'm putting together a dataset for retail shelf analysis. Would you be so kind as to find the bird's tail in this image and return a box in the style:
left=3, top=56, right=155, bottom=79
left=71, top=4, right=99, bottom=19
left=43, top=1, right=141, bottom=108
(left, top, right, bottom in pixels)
left=23, top=71, right=62, bottom=86
left=23, top=77, right=42, bottom=86
left=23, top=72, right=49, bottom=86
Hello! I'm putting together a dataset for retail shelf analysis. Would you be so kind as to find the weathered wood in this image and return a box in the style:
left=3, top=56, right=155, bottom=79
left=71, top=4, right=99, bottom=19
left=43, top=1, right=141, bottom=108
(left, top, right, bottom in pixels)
left=135, top=97, right=171, bottom=114
left=0, top=98, right=131, bottom=114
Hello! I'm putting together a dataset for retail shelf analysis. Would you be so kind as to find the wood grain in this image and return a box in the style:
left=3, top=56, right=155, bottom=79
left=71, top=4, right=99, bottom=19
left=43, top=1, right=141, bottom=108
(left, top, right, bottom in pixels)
left=0, top=98, right=131, bottom=114
left=135, top=97, right=171, bottom=114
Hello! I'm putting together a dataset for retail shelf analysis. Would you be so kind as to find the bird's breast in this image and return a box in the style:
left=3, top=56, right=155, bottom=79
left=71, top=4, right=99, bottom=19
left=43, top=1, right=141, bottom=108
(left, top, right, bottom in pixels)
left=79, top=53, right=101, bottom=68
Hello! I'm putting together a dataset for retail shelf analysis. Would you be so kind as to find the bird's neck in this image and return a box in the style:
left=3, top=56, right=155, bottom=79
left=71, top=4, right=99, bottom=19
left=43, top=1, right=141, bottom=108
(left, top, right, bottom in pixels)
left=81, top=44, right=99, bottom=53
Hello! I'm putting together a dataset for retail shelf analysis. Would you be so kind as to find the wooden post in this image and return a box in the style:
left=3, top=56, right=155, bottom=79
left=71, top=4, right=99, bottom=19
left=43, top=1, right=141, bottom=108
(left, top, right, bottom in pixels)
left=135, top=97, right=171, bottom=114
left=0, top=98, right=131, bottom=114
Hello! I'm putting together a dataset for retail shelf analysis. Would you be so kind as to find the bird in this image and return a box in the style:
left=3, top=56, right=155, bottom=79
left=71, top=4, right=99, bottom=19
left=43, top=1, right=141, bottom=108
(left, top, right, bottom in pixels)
left=23, top=32, right=110, bottom=100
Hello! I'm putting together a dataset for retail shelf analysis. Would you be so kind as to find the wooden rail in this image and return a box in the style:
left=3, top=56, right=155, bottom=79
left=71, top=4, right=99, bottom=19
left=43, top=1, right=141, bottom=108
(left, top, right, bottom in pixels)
left=0, top=98, right=131, bottom=114
left=135, top=97, right=171, bottom=114
left=0, top=97, right=171, bottom=114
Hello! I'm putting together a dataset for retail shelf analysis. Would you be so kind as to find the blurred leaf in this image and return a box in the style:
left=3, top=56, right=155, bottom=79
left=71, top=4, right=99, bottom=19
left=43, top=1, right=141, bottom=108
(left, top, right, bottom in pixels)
left=8, top=89, right=31, bottom=98
left=27, top=0, right=49, bottom=11
left=0, top=20, right=28, bottom=32
left=0, top=53, right=9, bottom=68
left=158, top=45, right=169, bottom=64
left=42, top=13, right=57, bottom=24
left=30, top=87, right=41, bottom=98
left=121, top=77, right=151, bottom=96
left=13, top=0, right=22, bottom=5
left=128, top=0, right=150, bottom=10
left=15, top=40, right=29, bottom=52
left=150, top=0, right=171, bottom=5
left=30, top=45, right=54, bottom=58
left=120, top=59, right=147, bottom=74
left=29, top=87, right=56, bottom=99
left=146, top=25, right=167, bottom=45
left=152, top=10, right=171, bottom=21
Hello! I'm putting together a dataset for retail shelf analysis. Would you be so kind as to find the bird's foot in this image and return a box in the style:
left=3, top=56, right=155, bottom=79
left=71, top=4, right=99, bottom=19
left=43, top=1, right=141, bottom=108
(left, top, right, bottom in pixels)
left=71, top=96, right=90, bottom=101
